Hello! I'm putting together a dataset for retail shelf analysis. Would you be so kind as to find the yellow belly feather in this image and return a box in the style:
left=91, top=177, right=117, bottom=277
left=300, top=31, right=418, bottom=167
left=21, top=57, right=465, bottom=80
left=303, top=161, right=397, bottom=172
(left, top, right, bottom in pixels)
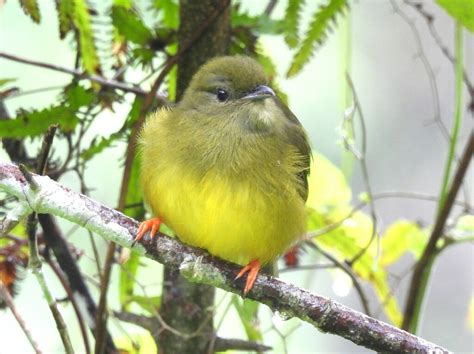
left=140, top=110, right=306, bottom=266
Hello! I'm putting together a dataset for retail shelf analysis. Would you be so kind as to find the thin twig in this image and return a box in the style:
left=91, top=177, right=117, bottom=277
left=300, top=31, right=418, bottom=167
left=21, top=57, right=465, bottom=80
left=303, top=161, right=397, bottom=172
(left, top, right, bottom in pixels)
left=310, top=243, right=372, bottom=316
left=45, top=258, right=91, bottom=354
left=390, top=1, right=448, bottom=139
left=0, top=52, right=167, bottom=103
left=344, top=74, right=378, bottom=264
left=264, top=0, right=278, bottom=16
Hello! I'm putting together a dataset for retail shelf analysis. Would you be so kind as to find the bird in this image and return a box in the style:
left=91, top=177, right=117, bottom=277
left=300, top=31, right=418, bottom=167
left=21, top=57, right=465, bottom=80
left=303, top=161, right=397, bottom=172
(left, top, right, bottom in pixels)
left=136, top=55, right=310, bottom=295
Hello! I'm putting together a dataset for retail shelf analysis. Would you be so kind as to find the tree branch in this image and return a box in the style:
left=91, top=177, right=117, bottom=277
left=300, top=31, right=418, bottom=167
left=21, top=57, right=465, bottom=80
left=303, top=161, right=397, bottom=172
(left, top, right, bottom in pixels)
left=0, top=161, right=451, bottom=353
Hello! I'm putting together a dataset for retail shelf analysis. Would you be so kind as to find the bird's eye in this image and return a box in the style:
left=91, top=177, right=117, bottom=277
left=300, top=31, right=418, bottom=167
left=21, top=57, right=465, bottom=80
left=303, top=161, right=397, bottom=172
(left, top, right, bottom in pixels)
left=216, top=88, right=229, bottom=102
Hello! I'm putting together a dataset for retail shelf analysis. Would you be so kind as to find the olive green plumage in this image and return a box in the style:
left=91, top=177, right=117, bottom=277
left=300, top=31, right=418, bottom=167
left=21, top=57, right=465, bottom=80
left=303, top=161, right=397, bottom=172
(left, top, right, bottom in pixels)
left=139, top=55, right=310, bottom=267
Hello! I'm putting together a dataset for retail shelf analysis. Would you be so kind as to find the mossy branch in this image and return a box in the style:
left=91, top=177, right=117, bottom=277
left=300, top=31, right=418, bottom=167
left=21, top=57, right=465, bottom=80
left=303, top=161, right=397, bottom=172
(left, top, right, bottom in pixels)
left=0, top=161, right=451, bottom=353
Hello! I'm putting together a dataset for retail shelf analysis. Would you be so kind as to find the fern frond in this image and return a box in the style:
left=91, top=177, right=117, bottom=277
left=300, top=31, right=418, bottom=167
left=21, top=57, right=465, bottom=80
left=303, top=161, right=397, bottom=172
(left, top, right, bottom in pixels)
left=19, top=0, right=41, bottom=23
left=71, top=0, right=102, bottom=75
left=284, top=0, right=305, bottom=49
left=287, top=0, right=348, bottom=78
left=56, top=0, right=74, bottom=39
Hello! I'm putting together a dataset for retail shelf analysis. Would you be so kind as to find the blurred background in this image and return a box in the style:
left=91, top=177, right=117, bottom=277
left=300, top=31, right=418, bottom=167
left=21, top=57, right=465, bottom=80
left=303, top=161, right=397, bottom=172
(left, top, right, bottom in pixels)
left=0, top=0, right=472, bottom=353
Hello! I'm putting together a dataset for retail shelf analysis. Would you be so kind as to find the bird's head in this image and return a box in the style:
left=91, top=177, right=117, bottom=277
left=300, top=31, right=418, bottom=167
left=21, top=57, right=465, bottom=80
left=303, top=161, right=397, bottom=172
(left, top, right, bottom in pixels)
left=179, top=56, right=279, bottom=132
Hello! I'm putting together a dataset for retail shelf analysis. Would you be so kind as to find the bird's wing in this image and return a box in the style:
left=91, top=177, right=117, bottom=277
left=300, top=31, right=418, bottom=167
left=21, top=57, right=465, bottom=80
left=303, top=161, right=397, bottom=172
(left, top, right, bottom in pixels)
left=274, top=99, right=311, bottom=201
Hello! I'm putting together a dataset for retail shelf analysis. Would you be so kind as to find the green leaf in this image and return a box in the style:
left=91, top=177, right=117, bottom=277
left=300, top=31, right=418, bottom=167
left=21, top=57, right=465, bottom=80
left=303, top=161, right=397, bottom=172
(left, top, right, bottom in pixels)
left=284, top=0, right=304, bottom=48
left=71, top=0, right=101, bottom=74
left=380, top=220, right=427, bottom=266
left=0, top=78, right=17, bottom=88
left=0, top=105, right=78, bottom=138
left=287, top=0, right=347, bottom=77
left=19, top=0, right=41, bottom=23
left=436, top=0, right=474, bottom=33
left=111, top=6, right=153, bottom=45
left=119, top=250, right=141, bottom=311
left=232, top=296, right=262, bottom=341
left=63, top=84, right=95, bottom=111
left=306, top=154, right=352, bottom=212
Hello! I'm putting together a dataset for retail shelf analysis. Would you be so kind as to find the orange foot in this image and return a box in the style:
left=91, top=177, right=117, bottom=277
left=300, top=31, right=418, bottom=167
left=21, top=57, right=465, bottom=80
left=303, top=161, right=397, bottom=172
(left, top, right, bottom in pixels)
left=235, top=259, right=261, bottom=296
left=133, top=217, right=162, bottom=245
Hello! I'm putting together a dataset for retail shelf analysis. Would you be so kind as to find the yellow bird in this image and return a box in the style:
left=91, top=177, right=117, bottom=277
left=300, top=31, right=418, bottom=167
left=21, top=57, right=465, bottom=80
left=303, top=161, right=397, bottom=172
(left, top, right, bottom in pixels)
left=136, top=56, right=310, bottom=294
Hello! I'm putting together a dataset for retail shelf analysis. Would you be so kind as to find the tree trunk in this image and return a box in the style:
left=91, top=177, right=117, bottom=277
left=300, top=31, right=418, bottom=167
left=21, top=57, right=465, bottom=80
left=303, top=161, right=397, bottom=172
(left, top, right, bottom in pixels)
left=159, top=1, right=230, bottom=353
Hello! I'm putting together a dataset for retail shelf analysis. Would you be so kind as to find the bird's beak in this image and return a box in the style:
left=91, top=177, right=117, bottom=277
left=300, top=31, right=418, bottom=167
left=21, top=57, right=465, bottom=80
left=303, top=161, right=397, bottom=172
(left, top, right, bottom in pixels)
left=242, top=85, right=276, bottom=101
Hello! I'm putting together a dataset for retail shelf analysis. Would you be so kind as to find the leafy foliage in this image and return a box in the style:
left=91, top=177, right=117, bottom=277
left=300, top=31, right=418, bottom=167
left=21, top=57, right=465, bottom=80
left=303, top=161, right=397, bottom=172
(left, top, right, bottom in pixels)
left=306, top=155, right=406, bottom=325
left=55, top=0, right=101, bottom=74
left=287, top=0, right=348, bottom=77
left=0, top=105, right=78, bottom=138
left=436, top=0, right=474, bottom=33
left=153, top=0, right=179, bottom=29
left=19, top=0, right=41, bottom=23
left=111, top=6, right=153, bottom=46
left=55, top=0, right=74, bottom=39
left=284, top=0, right=305, bottom=48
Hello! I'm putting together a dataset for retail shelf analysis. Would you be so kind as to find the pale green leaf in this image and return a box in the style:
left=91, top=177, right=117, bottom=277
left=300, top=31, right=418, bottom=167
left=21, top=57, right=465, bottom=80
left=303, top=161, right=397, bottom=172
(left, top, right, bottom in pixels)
left=436, top=0, right=474, bottom=32
left=358, top=192, right=370, bottom=203
left=306, top=154, right=352, bottom=212
left=451, top=214, right=474, bottom=239
left=380, top=220, right=427, bottom=266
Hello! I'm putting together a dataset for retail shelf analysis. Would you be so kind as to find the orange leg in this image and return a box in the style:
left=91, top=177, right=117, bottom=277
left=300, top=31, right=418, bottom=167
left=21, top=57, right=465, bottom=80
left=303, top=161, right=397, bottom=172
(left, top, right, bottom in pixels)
left=133, top=217, right=162, bottom=245
left=235, top=259, right=261, bottom=295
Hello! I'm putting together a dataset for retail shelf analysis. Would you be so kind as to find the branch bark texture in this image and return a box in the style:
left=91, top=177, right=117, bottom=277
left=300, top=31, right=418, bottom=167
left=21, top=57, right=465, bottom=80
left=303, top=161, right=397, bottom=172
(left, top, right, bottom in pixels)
left=0, top=162, right=451, bottom=353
